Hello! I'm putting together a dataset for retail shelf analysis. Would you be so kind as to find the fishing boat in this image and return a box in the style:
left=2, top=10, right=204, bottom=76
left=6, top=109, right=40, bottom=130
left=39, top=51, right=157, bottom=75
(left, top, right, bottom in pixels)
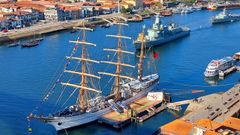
left=21, top=40, right=40, bottom=48
left=204, top=56, right=235, bottom=78
left=28, top=24, right=159, bottom=131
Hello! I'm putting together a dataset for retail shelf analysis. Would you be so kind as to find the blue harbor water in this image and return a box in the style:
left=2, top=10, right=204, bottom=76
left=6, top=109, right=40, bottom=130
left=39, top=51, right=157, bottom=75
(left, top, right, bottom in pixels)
left=0, top=9, right=240, bottom=135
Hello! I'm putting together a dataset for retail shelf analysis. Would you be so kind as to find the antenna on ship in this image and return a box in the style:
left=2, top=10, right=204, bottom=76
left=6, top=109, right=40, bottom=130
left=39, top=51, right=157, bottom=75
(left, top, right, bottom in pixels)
left=138, top=25, right=146, bottom=81
left=99, top=23, right=135, bottom=101
left=62, top=26, right=101, bottom=112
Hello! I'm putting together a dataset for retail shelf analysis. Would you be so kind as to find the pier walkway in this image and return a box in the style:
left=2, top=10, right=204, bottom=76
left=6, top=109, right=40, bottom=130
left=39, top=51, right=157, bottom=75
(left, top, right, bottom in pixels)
left=182, top=84, right=240, bottom=123
left=0, top=13, right=126, bottom=43
left=167, top=100, right=192, bottom=107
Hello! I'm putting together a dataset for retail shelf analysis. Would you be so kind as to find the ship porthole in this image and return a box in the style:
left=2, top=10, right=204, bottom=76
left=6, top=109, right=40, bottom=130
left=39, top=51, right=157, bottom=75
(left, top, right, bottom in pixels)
left=58, top=122, right=62, bottom=126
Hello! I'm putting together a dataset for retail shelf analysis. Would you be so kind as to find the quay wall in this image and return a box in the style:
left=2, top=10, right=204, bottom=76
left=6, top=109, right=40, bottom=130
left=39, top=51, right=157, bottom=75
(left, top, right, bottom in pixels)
left=0, top=18, right=106, bottom=43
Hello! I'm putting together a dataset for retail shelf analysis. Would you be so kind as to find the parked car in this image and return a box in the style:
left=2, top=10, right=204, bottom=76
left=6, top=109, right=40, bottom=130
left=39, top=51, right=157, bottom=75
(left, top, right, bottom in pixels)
left=2, top=29, right=8, bottom=33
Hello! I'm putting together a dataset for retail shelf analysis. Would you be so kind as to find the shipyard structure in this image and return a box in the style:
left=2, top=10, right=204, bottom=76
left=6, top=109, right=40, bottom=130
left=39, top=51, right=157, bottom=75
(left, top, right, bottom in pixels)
left=154, top=84, right=240, bottom=134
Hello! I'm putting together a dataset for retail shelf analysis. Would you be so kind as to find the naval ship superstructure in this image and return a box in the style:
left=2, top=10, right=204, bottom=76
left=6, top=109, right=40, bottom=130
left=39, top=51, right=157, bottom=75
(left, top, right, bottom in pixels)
left=212, top=8, right=240, bottom=24
left=134, top=14, right=190, bottom=49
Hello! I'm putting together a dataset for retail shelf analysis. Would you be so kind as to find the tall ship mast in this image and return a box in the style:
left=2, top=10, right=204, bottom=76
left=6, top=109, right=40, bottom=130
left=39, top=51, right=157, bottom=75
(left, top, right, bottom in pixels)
left=99, top=23, right=135, bottom=101
left=28, top=27, right=112, bottom=131
left=100, top=24, right=159, bottom=111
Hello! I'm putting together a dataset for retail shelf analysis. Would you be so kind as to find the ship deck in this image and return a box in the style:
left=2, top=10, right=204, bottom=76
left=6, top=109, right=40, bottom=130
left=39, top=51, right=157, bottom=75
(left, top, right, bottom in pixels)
left=98, top=96, right=167, bottom=128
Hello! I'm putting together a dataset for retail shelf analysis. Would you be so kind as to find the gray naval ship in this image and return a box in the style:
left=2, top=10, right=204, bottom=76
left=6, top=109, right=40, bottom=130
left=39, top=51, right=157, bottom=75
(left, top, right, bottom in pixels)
left=212, top=8, right=240, bottom=24
left=134, top=14, right=190, bottom=49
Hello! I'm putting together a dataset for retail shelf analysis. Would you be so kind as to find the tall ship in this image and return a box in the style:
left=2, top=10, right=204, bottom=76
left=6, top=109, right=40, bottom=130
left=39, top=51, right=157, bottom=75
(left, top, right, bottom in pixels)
left=211, top=8, right=240, bottom=24
left=28, top=24, right=159, bottom=131
left=134, top=14, right=190, bottom=49
left=204, top=56, right=235, bottom=78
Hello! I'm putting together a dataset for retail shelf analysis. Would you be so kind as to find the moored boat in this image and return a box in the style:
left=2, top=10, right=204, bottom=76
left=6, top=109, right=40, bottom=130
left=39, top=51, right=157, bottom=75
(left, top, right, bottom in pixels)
left=142, top=14, right=151, bottom=19
left=8, top=41, right=20, bottom=48
left=160, top=10, right=173, bottom=16
left=204, top=56, right=235, bottom=78
left=233, top=52, right=240, bottom=60
left=133, top=14, right=190, bottom=49
left=100, top=23, right=111, bottom=28
left=21, top=40, right=40, bottom=48
left=207, top=3, right=218, bottom=10
left=70, top=29, right=77, bottom=33
left=35, top=37, right=44, bottom=42
left=127, top=14, right=143, bottom=22
left=211, top=8, right=240, bottom=24
left=181, top=7, right=194, bottom=14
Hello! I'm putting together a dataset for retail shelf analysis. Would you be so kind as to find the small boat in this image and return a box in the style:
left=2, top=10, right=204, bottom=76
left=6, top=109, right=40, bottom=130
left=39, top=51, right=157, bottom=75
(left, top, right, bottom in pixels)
left=128, top=14, right=143, bottom=22
left=134, top=14, right=190, bottom=49
left=35, top=37, right=44, bottom=42
left=207, top=2, right=218, bottom=10
left=160, top=10, right=173, bottom=16
left=181, top=7, right=194, bottom=14
left=70, top=29, right=77, bottom=33
left=101, top=23, right=111, bottom=28
left=233, top=52, right=240, bottom=60
left=21, top=40, right=40, bottom=48
left=204, top=56, right=235, bottom=78
left=8, top=41, right=20, bottom=48
left=192, top=5, right=202, bottom=11
left=87, top=25, right=96, bottom=30
left=142, top=14, right=151, bottom=19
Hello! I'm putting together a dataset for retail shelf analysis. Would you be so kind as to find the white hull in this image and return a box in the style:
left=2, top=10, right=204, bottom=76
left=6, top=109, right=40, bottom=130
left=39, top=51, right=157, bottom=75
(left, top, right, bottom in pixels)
left=204, top=57, right=235, bottom=78
left=48, top=108, right=111, bottom=131
left=47, top=74, right=159, bottom=131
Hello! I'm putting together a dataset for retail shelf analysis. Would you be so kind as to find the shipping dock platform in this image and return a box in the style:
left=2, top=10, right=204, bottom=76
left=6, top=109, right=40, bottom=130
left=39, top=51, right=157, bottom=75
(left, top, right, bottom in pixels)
left=154, top=84, right=240, bottom=135
left=182, top=84, right=240, bottom=123
left=98, top=93, right=169, bottom=129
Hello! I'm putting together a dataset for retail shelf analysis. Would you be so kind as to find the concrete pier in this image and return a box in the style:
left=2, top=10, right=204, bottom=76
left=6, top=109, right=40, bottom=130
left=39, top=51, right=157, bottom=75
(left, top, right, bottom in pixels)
left=0, top=13, right=126, bottom=43
left=153, top=84, right=240, bottom=135
left=182, top=84, right=240, bottom=123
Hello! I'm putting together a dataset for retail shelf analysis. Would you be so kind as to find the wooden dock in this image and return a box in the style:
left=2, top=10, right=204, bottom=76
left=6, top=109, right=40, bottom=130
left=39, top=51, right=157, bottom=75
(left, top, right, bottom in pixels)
left=98, top=96, right=168, bottom=128
left=219, top=66, right=237, bottom=79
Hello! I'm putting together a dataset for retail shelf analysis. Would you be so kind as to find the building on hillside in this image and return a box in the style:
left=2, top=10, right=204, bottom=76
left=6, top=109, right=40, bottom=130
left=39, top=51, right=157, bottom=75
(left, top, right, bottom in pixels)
left=154, top=117, right=240, bottom=135
left=44, top=5, right=65, bottom=21
left=0, top=17, right=9, bottom=30
left=122, top=0, right=143, bottom=9
left=63, top=6, right=81, bottom=20
left=9, top=18, right=22, bottom=28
